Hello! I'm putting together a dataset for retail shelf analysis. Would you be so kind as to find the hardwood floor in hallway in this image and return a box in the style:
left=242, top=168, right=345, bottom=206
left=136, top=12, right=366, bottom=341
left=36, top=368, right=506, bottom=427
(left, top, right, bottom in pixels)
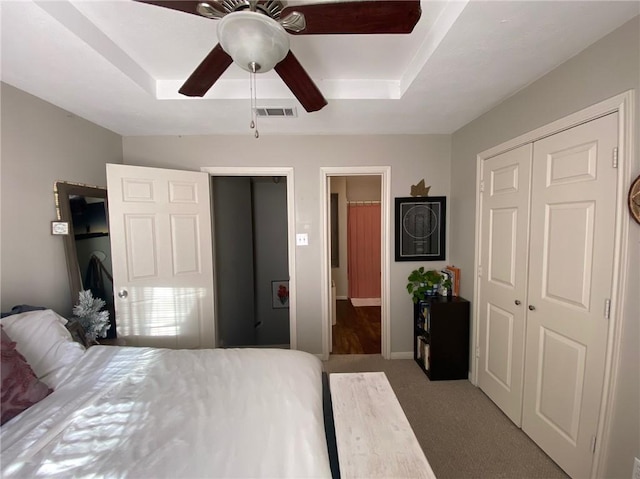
left=332, top=299, right=381, bottom=354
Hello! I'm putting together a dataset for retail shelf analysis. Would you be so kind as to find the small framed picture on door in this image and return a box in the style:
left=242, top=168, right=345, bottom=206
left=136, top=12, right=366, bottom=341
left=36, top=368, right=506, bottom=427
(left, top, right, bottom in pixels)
left=395, top=196, right=446, bottom=261
left=271, top=280, right=290, bottom=309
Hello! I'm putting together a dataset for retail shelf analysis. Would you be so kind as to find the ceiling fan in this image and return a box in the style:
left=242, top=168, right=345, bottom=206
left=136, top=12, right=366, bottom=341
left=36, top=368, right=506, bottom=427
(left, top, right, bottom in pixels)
left=135, top=0, right=422, bottom=112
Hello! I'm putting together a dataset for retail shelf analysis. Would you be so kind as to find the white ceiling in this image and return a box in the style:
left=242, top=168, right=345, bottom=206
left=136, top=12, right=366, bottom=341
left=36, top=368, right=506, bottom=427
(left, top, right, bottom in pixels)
left=2, top=0, right=638, bottom=137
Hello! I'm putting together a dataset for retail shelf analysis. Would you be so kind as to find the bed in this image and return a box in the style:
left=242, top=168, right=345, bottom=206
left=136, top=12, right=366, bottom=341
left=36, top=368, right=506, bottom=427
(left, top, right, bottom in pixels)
left=1, top=309, right=334, bottom=478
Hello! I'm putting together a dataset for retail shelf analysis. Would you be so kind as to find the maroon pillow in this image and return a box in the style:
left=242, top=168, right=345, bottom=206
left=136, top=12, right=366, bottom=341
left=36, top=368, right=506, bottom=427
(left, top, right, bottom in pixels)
left=1, top=326, right=52, bottom=425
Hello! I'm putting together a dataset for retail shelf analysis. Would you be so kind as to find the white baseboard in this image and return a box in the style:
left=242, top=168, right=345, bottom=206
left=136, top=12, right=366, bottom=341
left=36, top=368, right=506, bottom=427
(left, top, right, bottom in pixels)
left=350, top=298, right=381, bottom=307
left=389, top=351, right=413, bottom=360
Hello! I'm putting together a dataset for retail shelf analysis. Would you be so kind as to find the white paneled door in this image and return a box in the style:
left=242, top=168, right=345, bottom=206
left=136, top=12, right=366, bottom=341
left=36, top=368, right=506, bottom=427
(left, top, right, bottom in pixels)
left=522, top=113, right=618, bottom=478
left=477, top=143, right=532, bottom=426
left=106, top=164, right=215, bottom=349
left=478, top=112, right=618, bottom=478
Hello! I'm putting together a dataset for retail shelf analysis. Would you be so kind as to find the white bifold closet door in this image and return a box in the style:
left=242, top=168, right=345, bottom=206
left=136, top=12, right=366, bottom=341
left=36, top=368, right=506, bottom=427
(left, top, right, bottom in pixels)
left=478, top=113, right=618, bottom=479
left=477, top=143, right=532, bottom=426
left=106, top=164, right=215, bottom=349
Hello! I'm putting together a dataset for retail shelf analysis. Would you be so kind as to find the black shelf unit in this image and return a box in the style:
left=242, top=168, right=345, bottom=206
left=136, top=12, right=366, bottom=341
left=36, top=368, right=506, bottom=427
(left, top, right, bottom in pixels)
left=413, top=295, right=470, bottom=381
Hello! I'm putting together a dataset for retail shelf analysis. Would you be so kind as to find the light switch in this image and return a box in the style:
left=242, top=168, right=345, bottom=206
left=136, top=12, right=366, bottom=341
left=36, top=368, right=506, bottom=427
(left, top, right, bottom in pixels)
left=296, top=233, right=309, bottom=246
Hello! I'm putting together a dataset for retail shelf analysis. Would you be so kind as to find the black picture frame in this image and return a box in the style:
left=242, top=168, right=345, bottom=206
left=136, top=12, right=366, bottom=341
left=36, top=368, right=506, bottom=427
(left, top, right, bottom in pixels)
left=395, top=196, right=446, bottom=261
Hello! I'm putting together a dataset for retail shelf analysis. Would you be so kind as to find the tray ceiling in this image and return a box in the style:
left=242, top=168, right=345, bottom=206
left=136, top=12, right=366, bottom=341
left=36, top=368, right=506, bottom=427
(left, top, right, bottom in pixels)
left=1, top=1, right=638, bottom=136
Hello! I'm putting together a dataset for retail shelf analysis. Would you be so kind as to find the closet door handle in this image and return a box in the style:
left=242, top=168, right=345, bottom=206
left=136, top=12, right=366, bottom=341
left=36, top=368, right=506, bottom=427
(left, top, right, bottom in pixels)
left=515, top=300, right=521, bottom=306
left=118, top=289, right=128, bottom=299
left=528, top=305, right=536, bottom=311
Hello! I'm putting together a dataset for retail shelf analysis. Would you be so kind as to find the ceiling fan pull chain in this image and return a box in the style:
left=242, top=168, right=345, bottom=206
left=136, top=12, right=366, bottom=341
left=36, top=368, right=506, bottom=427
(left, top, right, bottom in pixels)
left=249, top=65, right=259, bottom=139
left=249, top=68, right=255, bottom=129
left=253, top=70, right=258, bottom=137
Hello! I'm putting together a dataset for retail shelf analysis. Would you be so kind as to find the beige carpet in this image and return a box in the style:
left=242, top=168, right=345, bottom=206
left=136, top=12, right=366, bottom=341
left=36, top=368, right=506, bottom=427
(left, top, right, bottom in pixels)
left=323, top=354, right=569, bottom=479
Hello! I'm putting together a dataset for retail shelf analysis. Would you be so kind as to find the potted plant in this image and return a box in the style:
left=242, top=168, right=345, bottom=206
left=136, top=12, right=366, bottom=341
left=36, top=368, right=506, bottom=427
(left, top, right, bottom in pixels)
left=407, top=267, right=444, bottom=303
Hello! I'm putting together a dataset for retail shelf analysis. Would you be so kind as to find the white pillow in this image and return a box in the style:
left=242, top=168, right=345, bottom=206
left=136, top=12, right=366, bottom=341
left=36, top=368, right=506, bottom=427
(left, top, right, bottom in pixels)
left=0, top=309, right=85, bottom=389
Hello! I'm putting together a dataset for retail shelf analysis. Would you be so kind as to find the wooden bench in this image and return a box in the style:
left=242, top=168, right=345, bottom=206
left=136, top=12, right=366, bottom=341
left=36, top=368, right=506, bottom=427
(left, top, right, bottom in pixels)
left=330, top=372, right=436, bottom=479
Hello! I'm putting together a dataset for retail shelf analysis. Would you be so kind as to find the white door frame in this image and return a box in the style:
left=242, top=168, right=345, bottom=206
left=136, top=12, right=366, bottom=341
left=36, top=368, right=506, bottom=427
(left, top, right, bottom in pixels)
left=320, top=166, right=391, bottom=360
left=472, top=90, right=634, bottom=478
left=201, top=166, right=297, bottom=350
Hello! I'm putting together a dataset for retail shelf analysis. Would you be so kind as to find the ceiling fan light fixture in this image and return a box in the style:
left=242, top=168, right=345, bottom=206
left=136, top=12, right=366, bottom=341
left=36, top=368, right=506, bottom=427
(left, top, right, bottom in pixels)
left=218, top=11, right=290, bottom=73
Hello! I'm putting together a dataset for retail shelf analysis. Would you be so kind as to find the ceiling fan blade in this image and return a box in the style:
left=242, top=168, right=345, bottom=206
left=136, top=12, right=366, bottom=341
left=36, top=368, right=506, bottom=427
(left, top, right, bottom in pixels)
left=133, top=1, right=204, bottom=17
left=281, top=0, right=421, bottom=35
left=274, top=52, right=327, bottom=113
left=134, top=0, right=230, bottom=18
left=179, top=44, right=233, bottom=97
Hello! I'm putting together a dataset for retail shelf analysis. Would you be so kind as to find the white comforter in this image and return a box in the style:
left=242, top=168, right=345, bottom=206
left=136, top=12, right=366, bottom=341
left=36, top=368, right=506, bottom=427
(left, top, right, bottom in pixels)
left=1, top=346, right=332, bottom=479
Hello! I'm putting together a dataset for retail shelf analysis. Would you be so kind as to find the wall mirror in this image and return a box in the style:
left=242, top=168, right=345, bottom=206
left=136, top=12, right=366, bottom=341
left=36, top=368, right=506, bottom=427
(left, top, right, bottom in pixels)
left=55, top=181, right=116, bottom=338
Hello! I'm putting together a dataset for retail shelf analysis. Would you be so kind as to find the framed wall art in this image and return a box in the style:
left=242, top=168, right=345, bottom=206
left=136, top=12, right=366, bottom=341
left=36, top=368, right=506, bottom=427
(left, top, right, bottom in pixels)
left=271, top=280, right=290, bottom=309
left=395, top=196, right=446, bottom=261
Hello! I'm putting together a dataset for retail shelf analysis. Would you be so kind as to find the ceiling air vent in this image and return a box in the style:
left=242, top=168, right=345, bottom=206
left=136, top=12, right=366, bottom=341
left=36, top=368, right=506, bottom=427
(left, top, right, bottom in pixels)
left=255, top=107, right=298, bottom=118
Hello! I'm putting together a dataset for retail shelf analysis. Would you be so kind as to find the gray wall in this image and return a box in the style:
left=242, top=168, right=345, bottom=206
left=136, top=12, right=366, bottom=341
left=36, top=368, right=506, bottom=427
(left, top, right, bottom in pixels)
left=211, top=176, right=256, bottom=347
left=122, top=134, right=452, bottom=355
left=449, top=16, right=640, bottom=479
left=346, top=176, right=382, bottom=202
left=1, top=83, right=123, bottom=315
left=252, top=178, right=289, bottom=345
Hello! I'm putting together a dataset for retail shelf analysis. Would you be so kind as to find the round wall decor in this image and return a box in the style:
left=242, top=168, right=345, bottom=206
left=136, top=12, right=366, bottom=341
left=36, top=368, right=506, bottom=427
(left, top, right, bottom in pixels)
left=629, top=174, right=640, bottom=225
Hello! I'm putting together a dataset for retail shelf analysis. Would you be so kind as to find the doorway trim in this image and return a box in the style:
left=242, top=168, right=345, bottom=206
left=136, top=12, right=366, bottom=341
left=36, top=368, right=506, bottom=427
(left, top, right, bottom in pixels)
left=472, top=90, right=634, bottom=479
left=201, top=166, right=297, bottom=350
left=320, top=166, right=391, bottom=360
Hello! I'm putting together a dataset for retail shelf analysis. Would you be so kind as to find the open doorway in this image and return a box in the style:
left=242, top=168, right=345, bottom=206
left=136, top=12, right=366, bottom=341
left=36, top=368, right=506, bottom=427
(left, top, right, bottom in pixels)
left=321, top=167, right=391, bottom=359
left=202, top=167, right=298, bottom=350
left=330, top=176, right=381, bottom=354
left=211, top=176, right=289, bottom=348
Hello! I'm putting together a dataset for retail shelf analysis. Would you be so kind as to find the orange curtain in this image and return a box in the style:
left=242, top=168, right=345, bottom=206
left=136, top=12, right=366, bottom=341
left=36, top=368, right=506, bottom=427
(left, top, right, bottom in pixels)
left=347, top=203, right=381, bottom=299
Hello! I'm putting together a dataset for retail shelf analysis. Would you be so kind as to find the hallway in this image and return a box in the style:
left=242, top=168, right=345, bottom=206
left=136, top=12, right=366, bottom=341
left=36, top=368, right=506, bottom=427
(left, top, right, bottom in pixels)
left=332, top=299, right=381, bottom=354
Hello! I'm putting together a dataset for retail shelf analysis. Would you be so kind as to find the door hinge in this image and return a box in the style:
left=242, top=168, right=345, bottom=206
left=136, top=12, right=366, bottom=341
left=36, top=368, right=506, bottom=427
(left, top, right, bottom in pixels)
left=604, top=299, right=611, bottom=320
left=478, top=265, right=483, bottom=277
left=479, top=180, right=485, bottom=193
left=590, top=435, right=597, bottom=453
left=475, top=347, right=480, bottom=359
left=612, top=147, right=618, bottom=168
